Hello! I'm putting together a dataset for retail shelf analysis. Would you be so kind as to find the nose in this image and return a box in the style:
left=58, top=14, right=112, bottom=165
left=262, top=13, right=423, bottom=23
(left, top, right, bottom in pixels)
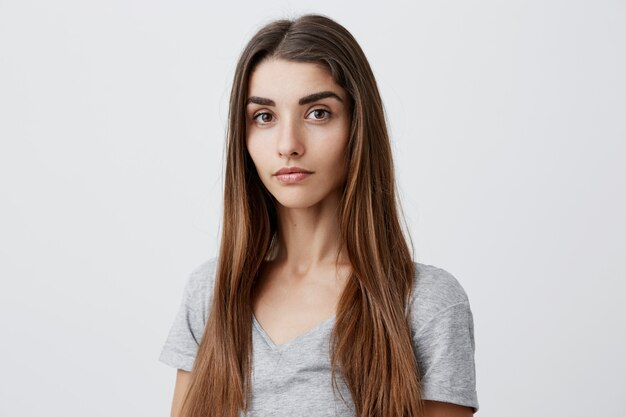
left=277, top=116, right=304, bottom=158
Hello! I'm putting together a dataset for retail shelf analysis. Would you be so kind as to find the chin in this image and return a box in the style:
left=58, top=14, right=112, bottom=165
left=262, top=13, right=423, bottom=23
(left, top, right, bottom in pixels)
left=271, top=191, right=324, bottom=209
left=274, top=197, right=320, bottom=209
left=268, top=184, right=343, bottom=210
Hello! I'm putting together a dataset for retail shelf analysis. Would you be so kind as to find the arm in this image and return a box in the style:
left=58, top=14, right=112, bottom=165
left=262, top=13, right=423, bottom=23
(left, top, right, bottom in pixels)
left=170, top=369, right=192, bottom=417
left=423, top=400, right=474, bottom=417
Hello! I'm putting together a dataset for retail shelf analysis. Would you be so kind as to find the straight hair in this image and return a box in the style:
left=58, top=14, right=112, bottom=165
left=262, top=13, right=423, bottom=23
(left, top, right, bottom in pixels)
left=179, top=14, right=424, bottom=417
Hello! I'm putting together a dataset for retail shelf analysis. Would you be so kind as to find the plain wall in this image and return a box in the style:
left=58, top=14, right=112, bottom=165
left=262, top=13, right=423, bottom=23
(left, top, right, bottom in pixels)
left=1, top=0, right=624, bottom=416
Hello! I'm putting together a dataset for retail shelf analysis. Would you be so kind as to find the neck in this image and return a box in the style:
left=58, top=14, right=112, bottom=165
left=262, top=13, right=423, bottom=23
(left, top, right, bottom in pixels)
left=272, top=191, right=349, bottom=274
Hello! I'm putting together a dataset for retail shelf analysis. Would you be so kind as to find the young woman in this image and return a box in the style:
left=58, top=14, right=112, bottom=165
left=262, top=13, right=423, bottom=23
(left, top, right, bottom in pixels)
left=159, top=14, right=479, bottom=417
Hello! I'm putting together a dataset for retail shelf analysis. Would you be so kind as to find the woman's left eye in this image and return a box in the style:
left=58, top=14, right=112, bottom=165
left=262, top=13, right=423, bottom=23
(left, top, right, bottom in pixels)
left=306, top=109, right=331, bottom=121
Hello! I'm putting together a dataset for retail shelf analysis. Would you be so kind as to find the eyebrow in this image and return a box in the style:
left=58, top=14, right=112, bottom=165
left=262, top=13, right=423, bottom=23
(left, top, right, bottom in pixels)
left=246, top=91, right=344, bottom=106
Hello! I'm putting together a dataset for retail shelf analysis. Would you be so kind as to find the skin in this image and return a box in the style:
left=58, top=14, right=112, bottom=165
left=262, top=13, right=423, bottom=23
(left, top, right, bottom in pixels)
left=245, top=58, right=352, bottom=345
left=245, top=58, right=351, bottom=269
left=168, top=59, right=474, bottom=417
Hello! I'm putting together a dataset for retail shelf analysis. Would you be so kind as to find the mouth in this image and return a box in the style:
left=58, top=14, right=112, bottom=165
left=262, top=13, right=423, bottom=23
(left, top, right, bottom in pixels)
left=274, top=171, right=313, bottom=184
left=273, top=166, right=313, bottom=176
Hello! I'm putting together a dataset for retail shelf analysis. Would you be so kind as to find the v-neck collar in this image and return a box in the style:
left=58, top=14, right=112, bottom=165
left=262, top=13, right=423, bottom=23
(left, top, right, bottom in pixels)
left=252, top=314, right=336, bottom=351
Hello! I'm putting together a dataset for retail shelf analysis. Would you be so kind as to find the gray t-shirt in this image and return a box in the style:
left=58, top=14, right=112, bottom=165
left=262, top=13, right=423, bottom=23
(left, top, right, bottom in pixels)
left=159, top=258, right=479, bottom=415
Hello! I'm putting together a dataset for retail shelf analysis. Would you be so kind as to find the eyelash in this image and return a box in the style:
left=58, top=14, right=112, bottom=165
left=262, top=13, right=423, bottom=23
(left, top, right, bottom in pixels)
left=252, top=108, right=332, bottom=124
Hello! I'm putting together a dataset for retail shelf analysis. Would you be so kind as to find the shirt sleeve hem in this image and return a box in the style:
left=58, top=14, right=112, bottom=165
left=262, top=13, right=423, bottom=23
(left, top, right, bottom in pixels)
left=421, top=383, right=479, bottom=413
left=158, top=348, right=195, bottom=372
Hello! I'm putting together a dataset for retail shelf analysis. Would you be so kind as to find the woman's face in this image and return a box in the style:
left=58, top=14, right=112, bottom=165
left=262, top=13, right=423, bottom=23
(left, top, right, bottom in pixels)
left=245, top=58, right=351, bottom=210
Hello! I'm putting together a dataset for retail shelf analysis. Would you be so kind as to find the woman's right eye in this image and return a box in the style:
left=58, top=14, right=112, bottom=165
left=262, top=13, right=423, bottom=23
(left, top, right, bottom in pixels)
left=253, top=112, right=274, bottom=124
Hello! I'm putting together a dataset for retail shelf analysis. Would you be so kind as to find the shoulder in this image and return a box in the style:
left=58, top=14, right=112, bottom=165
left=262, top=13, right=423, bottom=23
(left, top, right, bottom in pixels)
left=407, top=262, right=479, bottom=411
left=158, top=257, right=220, bottom=371
left=408, top=261, right=472, bottom=334
left=185, top=257, right=218, bottom=294
left=180, top=257, right=219, bottom=325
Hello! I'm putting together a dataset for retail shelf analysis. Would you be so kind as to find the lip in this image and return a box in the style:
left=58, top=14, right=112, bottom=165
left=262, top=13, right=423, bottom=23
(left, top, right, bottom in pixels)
left=274, top=166, right=313, bottom=176
left=273, top=167, right=313, bottom=184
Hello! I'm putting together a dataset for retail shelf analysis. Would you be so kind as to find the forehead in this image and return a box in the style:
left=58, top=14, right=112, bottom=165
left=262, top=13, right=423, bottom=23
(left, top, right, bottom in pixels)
left=247, top=58, right=345, bottom=102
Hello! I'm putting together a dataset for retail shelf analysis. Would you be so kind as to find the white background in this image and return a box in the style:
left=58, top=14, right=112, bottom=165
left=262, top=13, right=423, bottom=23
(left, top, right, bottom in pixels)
left=1, top=0, right=624, bottom=416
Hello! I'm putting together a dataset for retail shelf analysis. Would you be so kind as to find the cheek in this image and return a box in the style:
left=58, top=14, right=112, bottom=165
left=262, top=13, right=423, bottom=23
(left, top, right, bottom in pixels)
left=323, top=126, right=350, bottom=166
left=246, top=137, right=263, bottom=167
left=246, top=139, right=274, bottom=185
left=318, top=145, right=349, bottom=188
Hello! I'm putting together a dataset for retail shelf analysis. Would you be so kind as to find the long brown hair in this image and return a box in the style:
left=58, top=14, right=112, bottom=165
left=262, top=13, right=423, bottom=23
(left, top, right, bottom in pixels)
left=180, top=14, right=423, bottom=417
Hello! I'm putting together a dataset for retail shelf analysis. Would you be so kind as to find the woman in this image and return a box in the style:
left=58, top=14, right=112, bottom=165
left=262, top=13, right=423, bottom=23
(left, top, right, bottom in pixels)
left=159, top=14, right=479, bottom=417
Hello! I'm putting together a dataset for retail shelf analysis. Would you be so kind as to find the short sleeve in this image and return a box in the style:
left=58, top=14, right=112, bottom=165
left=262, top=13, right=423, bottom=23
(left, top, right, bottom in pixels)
left=158, top=258, right=217, bottom=372
left=410, top=263, right=479, bottom=413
